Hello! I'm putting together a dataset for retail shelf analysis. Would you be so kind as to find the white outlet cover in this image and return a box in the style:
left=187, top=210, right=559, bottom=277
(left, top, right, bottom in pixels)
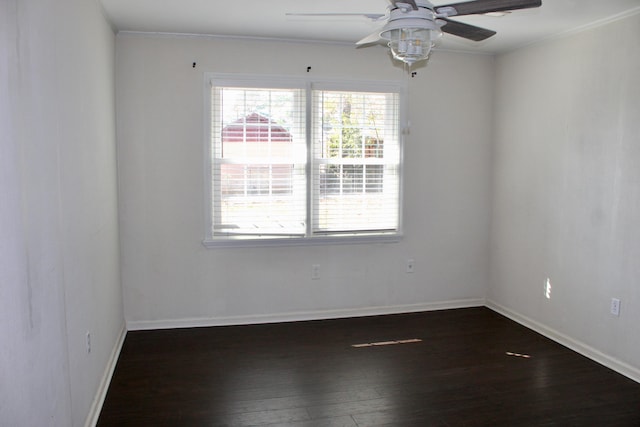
left=406, top=259, right=414, bottom=273
left=311, top=264, right=320, bottom=280
left=611, top=298, right=621, bottom=316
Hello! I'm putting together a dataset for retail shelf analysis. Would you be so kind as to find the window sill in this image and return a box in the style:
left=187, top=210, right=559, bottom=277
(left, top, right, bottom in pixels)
left=202, top=233, right=402, bottom=249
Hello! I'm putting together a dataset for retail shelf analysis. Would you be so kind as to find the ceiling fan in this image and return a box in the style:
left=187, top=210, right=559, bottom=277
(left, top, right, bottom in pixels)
left=288, top=0, right=542, bottom=67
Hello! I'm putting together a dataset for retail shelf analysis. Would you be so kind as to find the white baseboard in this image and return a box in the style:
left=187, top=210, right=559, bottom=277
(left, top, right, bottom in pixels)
left=84, top=324, right=127, bottom=427
left=486, top=299, right=640, bottom=384
left=126, top=298, right=486, bottom=331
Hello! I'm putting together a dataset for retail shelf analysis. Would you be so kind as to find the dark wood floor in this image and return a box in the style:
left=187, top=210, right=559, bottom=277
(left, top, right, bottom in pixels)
left=98, top=307, right=640, bottom=426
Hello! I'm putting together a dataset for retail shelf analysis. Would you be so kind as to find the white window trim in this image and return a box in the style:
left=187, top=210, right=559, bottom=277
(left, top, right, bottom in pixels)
left=202, top=73, right=407, bottom=248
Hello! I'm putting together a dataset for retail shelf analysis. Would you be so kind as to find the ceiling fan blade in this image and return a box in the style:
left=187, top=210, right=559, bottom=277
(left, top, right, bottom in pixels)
left=436, top=0, right=541, bottom=17
left=356, top=30, right=383, bottom=46
left=286, top=13, right=385, bottom=21
left=441, top=18, right=497, bottom=41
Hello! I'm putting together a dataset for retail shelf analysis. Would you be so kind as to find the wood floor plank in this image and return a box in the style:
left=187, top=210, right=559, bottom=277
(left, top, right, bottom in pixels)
left=97, top=307, right=640, bottom=426
left=262, top=415, right=358, bottom=427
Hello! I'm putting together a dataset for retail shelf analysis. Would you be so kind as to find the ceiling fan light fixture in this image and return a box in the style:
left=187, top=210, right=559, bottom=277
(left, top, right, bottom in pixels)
left=385, top=28, right=433, bottom=65
left=380, top=18, right=442, bottom=66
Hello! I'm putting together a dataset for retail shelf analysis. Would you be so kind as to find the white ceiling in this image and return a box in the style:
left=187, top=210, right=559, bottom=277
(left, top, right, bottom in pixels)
left=100, top=0, right=640, bottom=54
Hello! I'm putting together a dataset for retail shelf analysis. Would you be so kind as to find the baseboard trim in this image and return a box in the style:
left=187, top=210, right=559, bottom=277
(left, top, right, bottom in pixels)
left=84, top=324, right=127, bottom=427
left=486, top=299, right=640, bottom=384
left=126, top=298, right=486, bottom=331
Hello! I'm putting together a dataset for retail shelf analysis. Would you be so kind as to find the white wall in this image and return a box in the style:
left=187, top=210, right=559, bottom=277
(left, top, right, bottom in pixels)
left=489, top=12, right=640, bottom=379
left=0, top=0, right=123, bottom=426
left=116, top=35, right=494, bottom=328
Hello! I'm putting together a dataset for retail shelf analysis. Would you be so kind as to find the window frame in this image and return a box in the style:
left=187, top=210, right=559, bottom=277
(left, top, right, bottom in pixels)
left=203, top=73, right=406, bottom=248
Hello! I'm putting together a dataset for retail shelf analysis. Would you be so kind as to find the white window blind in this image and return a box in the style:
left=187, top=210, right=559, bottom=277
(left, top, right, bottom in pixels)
left=312, top=89, right=400, bottom=235
left=206, top=76, right=403, bottom=245
left=211, top=86, right=307, bottom=237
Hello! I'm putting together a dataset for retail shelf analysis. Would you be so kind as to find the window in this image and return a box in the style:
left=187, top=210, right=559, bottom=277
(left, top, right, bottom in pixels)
left=204, top=75, right=404, bottom=246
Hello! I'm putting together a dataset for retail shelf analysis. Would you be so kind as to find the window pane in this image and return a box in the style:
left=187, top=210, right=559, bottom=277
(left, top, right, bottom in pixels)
left=312, top=90, right=400, bottom=234
left=212, top=87, right=306, bottom=236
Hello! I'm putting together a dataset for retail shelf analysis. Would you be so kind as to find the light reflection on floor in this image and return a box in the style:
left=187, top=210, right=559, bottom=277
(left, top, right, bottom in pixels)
left=352, top=338, right=423, bottom=348
left=505, top=351, right=532, bottom=359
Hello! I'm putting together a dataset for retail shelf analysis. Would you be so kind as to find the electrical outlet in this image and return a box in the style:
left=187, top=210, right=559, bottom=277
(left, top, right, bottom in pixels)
left=312, top=264, right=320, bottom=280
left=86, top=331, right=91, bottom=354
left=406, top=259, right=415, bottom=273
left=611, top=298, right=621, bottom=317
